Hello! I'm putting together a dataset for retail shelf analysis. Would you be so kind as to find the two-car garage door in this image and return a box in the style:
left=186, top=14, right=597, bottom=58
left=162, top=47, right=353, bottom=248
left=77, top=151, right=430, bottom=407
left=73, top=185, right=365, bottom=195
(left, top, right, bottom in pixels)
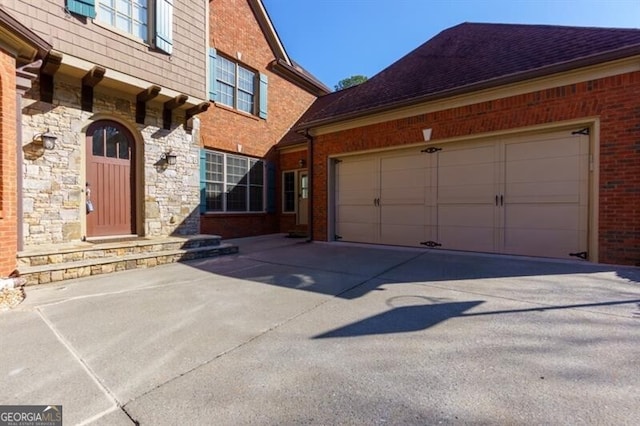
left=335, top=130, right=590, bottom=260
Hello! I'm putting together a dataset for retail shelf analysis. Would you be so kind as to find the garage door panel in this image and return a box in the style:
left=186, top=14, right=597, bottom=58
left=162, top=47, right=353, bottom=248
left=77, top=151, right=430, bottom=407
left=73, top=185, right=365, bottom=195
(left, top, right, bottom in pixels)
left=507, top=181, right=581, bottom=203
left=438, top=145, right=496, bottom=204
left=506, top=137, right=580, bottom=161
left=380, top=153, right=425, bottom=171
left=338, top=204, right=377, bottom=223
left=337, top=190, right=376, bottom=207
left=439, top=225, right=496, bottom=252
left=438, top=145, right=494, bottom=166
left=439, top=205, right=495, bottom=226
left=382, top=205, right=425, bottom=225
left=336, top=158, right=379, bottom=243
left=506, top=157, right=581, bottom=184
left=438, top=183, right=496, bottom=204
left=336, top=159, right=378, bottom=192
left=439, top=163, right=495, bottom=186
left=381, top=224, right=424, bottom=247
left=504, top=228, right=583, bottom=259
left=438, top=204, right=496, bottom=252
left=381, top=182, right=425, bottom=204
left=337, top=222, right=378, bottom=244
left=381, top=155, right=428, bottom=204
left=505, top=204, right=583, bottom=231
left=503, top=133, right=589, bottom=259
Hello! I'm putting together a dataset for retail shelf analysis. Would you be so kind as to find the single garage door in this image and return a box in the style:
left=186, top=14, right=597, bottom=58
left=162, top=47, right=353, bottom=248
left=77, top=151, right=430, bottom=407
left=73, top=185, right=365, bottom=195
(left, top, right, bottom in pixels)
left=334, top=129, right=590, bottom=260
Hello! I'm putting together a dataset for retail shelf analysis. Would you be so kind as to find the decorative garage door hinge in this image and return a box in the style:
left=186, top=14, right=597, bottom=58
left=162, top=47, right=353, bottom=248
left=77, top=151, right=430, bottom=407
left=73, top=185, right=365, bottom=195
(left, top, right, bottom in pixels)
left=420, top=240, right=442, bottom=248
left=421, top=147, right=442, bottom=154
left=571, top=128, right=590, bottom=136
left=569, top=251, right=588, bottom=260
left=335, top=234, right=343, bottom=240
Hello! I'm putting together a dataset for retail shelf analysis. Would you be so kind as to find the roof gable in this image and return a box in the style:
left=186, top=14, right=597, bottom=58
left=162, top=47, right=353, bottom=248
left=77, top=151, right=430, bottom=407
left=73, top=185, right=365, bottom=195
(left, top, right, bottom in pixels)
left=248, top=0, right=330, bottom=95
left=298, top=22, right=640, bottom=128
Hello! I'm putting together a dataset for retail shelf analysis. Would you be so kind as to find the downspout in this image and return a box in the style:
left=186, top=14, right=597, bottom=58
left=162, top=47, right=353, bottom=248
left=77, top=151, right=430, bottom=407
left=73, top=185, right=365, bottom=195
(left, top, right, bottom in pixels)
left=303, top=129, right=313, bottom=243
left=15, top=89, right=23, bottom=252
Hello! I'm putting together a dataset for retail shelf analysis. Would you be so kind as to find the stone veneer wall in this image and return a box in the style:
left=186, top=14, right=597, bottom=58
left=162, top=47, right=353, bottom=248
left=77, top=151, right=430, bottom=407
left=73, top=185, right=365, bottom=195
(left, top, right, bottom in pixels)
left=20, top=75, right=200, bottom=247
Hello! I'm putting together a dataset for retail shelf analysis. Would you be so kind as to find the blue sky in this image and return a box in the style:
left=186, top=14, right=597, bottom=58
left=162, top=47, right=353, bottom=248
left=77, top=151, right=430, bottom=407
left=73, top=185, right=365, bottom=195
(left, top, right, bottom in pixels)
left=262, top=0, right=640, bottom=90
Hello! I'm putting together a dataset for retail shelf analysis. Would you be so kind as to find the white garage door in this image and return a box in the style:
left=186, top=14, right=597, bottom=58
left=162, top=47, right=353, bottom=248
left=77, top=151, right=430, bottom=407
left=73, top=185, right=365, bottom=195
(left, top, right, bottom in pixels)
left=334, top=130, right=590, bottom=260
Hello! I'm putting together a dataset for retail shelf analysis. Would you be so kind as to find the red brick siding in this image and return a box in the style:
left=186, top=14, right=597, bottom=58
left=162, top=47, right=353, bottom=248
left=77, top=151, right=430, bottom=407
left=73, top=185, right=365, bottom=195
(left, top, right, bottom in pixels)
left=0, top=49, right=17, bottom=276
left=201, top=213, right=277, bottom=239
left=200, top=0, right=316, bottom=237
left=201, top=0, right=315, bottom=157
left=312, top=72, right=640, bottom=265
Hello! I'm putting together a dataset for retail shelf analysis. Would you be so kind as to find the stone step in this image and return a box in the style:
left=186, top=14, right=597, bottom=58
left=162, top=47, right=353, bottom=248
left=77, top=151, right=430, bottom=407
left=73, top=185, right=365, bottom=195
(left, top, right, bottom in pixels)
left=18, top=235, right=222, bottom=268
left=19, top=243, right=239, bottom=286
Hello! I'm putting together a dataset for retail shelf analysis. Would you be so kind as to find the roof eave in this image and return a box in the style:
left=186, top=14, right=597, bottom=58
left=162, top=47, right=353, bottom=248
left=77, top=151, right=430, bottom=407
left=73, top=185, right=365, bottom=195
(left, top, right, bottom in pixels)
left=0, top=7, right=51, bottom=63
left=247, top=0, right=291, bottom=65
left=271, top=59, right=331, bottom=96
left=296, top=43, right=640, bottom=131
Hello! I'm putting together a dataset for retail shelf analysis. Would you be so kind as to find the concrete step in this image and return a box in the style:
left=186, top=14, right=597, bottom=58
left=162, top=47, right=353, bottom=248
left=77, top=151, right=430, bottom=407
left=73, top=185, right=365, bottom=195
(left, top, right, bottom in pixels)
left=287, top=225, right=308, bottom=238
left=17, top=236, right=237, bottom=286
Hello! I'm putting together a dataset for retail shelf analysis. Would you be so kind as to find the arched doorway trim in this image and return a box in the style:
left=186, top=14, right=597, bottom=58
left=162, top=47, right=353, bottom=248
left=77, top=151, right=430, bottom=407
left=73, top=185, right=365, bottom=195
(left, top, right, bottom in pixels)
left=85, top=120, right=136, bottom=238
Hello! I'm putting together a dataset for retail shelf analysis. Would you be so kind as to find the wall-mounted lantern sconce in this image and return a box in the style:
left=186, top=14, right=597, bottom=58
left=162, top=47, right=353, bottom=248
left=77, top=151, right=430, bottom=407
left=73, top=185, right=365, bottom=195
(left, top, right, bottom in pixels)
left=298, top=159, right=306, bottom=168
left=34, top=128, right=58, bottom=150
left=161, top=151, right=177, bottom=166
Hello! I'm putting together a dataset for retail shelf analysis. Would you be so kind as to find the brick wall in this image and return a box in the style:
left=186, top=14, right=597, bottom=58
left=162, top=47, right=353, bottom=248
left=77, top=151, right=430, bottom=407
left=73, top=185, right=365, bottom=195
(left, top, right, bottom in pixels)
left=0, top=48, right=17, bottom=276
left=201, top=213, right=277, bottom=239
left=200, top=0, right=317, bottom=238
left=312, top=72, right=640, bottom=265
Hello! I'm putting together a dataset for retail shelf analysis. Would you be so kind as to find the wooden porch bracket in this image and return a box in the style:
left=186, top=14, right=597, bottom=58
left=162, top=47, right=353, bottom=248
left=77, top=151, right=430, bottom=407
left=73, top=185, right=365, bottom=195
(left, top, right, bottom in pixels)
left=163, top=94, right=188, bottom=130
left=39, top=50, right=62, bottom=103
left=135, top=85, right=161, bottom=124
left=81, top=66, right=106, bottom=112
left=184, top=102, right=210, bottom=132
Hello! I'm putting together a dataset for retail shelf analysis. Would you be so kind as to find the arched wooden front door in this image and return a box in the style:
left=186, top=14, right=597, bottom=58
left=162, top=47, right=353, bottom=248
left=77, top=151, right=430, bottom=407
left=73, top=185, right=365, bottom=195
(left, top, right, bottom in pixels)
left=86, top=121, right=135, bottom=237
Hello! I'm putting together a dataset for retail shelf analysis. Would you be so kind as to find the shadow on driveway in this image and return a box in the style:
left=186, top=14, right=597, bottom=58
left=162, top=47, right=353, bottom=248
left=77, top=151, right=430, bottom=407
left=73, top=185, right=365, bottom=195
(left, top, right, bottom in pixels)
left=314, top=298, right=640, bottom=338
left=184, top=235, right=640, bottom=300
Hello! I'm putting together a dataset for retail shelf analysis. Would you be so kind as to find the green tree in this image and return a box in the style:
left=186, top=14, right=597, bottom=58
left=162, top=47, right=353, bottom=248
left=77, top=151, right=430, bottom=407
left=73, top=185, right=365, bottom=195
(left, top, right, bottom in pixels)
left=334, top=75, right=368, bottom=91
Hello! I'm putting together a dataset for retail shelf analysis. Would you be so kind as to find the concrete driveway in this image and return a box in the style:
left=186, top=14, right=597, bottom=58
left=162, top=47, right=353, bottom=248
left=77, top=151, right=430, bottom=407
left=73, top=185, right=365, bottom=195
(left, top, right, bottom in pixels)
left=1, top=234, right=639, bottom=425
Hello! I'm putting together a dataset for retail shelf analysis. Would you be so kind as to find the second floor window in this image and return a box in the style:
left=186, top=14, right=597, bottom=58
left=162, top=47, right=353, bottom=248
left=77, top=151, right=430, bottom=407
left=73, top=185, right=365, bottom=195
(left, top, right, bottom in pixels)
left=209, top=48, right=269, bottom=119
left=68, top=0, right=173, bottom=54
left=97, top=0, right=149, bottom=41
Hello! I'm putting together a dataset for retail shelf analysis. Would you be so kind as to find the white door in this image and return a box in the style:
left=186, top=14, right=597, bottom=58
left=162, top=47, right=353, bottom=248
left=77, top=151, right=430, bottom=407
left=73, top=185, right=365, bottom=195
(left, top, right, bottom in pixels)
left=437, top=143, right=499, bottom=253
left=335, top=157, right=379, bottom=243
left=379, top=152, right=432, bottom=247
left=297, top=172, right=309, bottom=225
left=502, top=132, right=589, bottom=258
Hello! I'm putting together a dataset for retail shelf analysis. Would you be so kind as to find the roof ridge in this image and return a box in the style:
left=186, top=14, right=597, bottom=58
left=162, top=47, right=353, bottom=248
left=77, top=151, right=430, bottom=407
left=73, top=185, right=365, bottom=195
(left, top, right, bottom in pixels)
left=295, top=22, right=640, bottom=129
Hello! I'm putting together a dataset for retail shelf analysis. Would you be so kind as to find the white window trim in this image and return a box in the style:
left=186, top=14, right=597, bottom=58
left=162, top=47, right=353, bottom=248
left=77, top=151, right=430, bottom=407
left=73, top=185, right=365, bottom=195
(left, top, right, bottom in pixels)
left=94, top=0, right=156, bottom=47
left=216, top=55, right=257, bottom=115
left=204, top=150, right=266, bottom=214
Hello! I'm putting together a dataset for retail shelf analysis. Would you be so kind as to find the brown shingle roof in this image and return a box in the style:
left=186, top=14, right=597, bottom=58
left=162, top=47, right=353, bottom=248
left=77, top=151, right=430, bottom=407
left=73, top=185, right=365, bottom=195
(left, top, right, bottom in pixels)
left=296, top=22, right=640, bottom=129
